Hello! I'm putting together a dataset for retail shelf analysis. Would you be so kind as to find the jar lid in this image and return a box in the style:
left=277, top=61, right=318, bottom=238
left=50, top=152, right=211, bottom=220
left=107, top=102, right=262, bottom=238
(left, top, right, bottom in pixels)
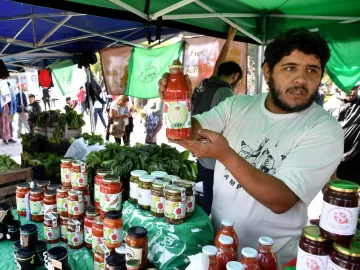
left=168, top=64, right=183, bottom=69
left=17, top=183, right=30, bottom=189
left=13, top=240, right=21, bottom=250
left=219, top=235, right=234, bottom=245
left=61, top=158, right=73, bottom=163
left=202, top=245, right=218, bottom=256
left=303, top=226, right=327, bottom=242
left=221, top=218, right=235, bottom=227
left=105, top=210, right=122, bottom=220
left=166, top=185, right=186, bottom=194
left=152, top=180, right=166, bottom=188
left=48, top=246, right=68, bottom=260
left=36, top=240, right=47, bottom=251
left=226, top=261, right=245, bottom=270
left=0, top=202, right=11, bottom=211
left=139, top=175, right=156, bottom=182
left=30, top=187, right=43, bottom=194
left=241, top=247, right=258, bottom=258
left=127, top=226, right=148, bottom=238
left=173, top=179, right=195, bottom=188
left=328, top=180, right=359, bottom=193
left=94, top=216, right=103, bottom=225
left=151, top=171, right=168, bottom=178
left=57, top=187, right=69, bottom=193
left=106, top=254, right=125, bottom=266
left=97, top=168, right=113, bottom=176
left=48, top=184, right=61, bottom=190
left=130, top=170, right=147, bottom=177
left=103, top=174, right=121, bottom=182
left=115, top=245, right=126, bottom=255
left=20, top=224, right=37, bottom=234
left=333, top=242, right=360, bottom=257
left=16, top=248, right=34, bottom=259
left=164, top=175, right=180, bottom=181
left=44, top=189, right=56, bottom=196
left=86, top=208, right=99, bottom=217
left=37, top=181, right=50, bottom=187
left=7, top=220, right=21, bottom=229
left=259, top=236, right=274, bottom=246
left=71, top=160, right=84, bottom=167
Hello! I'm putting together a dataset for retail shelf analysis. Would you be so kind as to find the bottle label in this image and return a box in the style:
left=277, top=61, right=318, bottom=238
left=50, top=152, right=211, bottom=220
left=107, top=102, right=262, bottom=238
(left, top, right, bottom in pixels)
left=100, top=192, right=122, bottom=212
left=125, top=245, right=142, bottom=264
left=44, top=204, right=57, bottom=215
left=16, top=197, right=26, bottom=211
left=296, top=247, right=328, bottom=270
left=60, top=224, right=67, bottom=239
left=326, top=259, right=346, bottom=270
left=164, top=200, right=186, bottom=219
left=44, top=226, right=60, bottom=241
left=130, top=182, right=138, bottom=200
left=84, top=225, right=92, bottom=244
left=186, top=195, right=195, bottom=213
left=103, top=225, right=123, bottom=245
left=150, top=195, right=165, bottom=213
left=71, top=172, right=88, bottom=187
left=92, top=235, right=103, bottom=252
left=61, top=168, right=71, bottom=184
left=138, top=188, right=151, bottom=206
left=57, top=198, right=68, bottom=213
left=94, top=261, right=104, bottom=270
left=67, top=230, right=84, bottom=246
left=94, top=183, right=100, bottom=202
left=30, top=200, right=44, bottom=215
left=164, top=99, right=191, bottom=129
left=68, top=200, right=84, bottom=216
left=319, top=201, right=359, bottom=236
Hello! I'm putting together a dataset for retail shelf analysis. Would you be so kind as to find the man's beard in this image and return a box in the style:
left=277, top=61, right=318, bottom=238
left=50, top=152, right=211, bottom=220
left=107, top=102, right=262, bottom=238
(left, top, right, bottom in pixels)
left=268, top=75, right=318, bottom=113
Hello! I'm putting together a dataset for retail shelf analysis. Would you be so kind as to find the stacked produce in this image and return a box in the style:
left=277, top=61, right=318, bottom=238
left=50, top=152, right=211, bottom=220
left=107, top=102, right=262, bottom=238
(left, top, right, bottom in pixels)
left=0, top=154, right=20, bottom=172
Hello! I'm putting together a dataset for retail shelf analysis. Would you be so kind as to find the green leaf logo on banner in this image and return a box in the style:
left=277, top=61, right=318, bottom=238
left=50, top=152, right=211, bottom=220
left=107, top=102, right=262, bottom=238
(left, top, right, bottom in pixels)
left=50, top=60, right=75, bottom=96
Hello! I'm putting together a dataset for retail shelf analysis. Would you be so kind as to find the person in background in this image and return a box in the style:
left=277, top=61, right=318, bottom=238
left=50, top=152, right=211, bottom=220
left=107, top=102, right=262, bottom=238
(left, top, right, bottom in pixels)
left=42, top=88, right=51, bottom=110
left=94, top=89, right=107, bottom=130
left=64, top=97, right=77, bottom=113
left=15, top=83, right=29, bottom=137
left=77, top=86, right=87, bottom=114
left=27, top=94, right=41, bottom=134
left=140, top=97, right=164, bottom=144
left=314, top=85, right=326, bottom=107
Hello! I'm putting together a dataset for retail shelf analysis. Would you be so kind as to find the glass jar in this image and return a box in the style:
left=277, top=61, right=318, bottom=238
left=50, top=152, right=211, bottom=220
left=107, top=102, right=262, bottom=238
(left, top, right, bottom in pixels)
left=319, top=180, right=359, bottom=243
left=256, top=237, right=277, bottom=270
left=71, top=160, right=88, bottom=188
left=100, top=174, right=122, bottom=218
left=92, top=216, right=104, bottom=253
left=68, top=189, right=85, bottom=219
left=84, top=208, right=99, bottom=249
left=239, top=248, right=260, bottom=270
left=6, top=219, right=21, bottom=241
left=37, top=181, right=50, bottom=192
left=13, top=240, right=22, bottom=253
left=29, top=187, right=44, bottom=222
left=164, top=185, right=187, bottom=225
left=150, top=180, right=166, bottom=217
left=46, top=246, right=70, bottom=270
left=20, top=224, right=38, bottom=250
left=16, top=183, right=31, bottom=216
left=138, top=175, right=156, bottom=210
left=202, top=245, right=219, bottom=270
left=95, top=168, right=112, bottom=210
left=215, top=219, right=239, bottom=254
left=74, top=185, right=91, bottom=210
left=173, top=179, right=196, bottom=217
left=61, top=158, right=73, bottom=187
left=105, top=254, right=126, bottom=270
left=60, top=216, right=68, bottom=242
left=44, top=189, right=57, bottom=215
left=14, top=249, right=35, bottom=270
left=164, top=64, right=192, bottom=140
left=129, top=170, right=148, bottom=204
left=67, top=219, right=84, bottom=249
left=164, top=175, right=180, bottom=182
left=150, top=171, right=168, bottom=180
left=125, top=226, right=148, bottom=269
left=44, top=213, right=60, bottom=244
left=48, top=184, right=61, bottom=191
left=56, top=187, right=69, bottom=217
left=35, top=240, right=47, bottom=266
left=216, top=235, right=237, bottom=270
left=0, top=202, right=13, bottom=224
left=296, top=226, right=330, bottom=270
left=226, top=261, right=244, bottom=270
left=94, top=245, right=106, bottom=270
left=104, top=210, right=123, bottom=249
left=328, top=241, right=360, bottom=269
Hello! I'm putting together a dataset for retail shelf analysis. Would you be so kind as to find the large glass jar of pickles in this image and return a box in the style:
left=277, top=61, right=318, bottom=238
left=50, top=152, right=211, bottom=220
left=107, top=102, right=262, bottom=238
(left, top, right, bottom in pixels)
left=138, top=175, right=156, bottom=211
left=164, top=185, right=187, bottom=224
left=150, top=180, right=166, bottom=217
left=129, top=170, right=147, bottom=204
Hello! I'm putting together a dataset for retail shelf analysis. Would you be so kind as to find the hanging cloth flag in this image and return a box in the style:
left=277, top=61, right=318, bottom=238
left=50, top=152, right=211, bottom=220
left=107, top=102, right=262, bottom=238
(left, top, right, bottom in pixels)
left=50, top=60, right=74, bottom=96
left=39, top=69, right=54, bottom=88
left=126, top=42, right=183, bottom=99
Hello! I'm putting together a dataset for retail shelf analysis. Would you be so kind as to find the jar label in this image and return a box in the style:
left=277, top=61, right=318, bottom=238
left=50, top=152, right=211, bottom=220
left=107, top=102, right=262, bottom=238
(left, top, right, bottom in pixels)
left=71, top=172, right=88, bottom=187
left=103, top=225, right=123, bottom=245
left=92, top=235, right=103, bottom=252
left=61, top=168, right=71, bottom=184
left=44, top=226, right=60, bottom=241
left=84, top=194, right=91, bottom=209
left=164, top=100, right=191, bottom=129
left=94, top=261, right=104, bottom=270
left=326, top=259, right=346, bottom=270
left=44, top=204, right=57, bottom=215
left=68, top=200, right=84, bottom=216
left=84, top=225, right=92, bottom=244
left=94, top=183, right=100, bottom=202
left=319, top=201, right=359, bottom=236
left=30, top=200, right=44, bottom=215
left=186, top=195, right=195, bottom=213
left=296, top=247, right=328, bottom=270
left=125, top=245, right=142, bottom=264
left=130, top=182, right=138, bottom=200
left=164, top=200, right=186, bottom=219
left=100, top=192, right=122, bottom=211
left=67, top=230, right=84, bottom=246
left=60, top=224, right=67, bottom=239
left=138, top=188, right=151, bottom=206
left=16, top=197, right=26, bottom=211
left=150, top=195, right=165, bottom=213
left=57, top=197, right=68, bottom=213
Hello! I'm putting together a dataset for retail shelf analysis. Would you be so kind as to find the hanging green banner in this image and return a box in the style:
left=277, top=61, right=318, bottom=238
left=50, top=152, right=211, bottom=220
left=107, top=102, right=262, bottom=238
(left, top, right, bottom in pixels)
left=50, top=60, right=75, bottom=96
left=126, top=42, right=183, bottom=99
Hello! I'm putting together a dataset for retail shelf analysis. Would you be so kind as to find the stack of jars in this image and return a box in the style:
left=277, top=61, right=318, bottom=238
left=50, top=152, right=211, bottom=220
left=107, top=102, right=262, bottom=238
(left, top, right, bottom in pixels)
left=296, top=179, right=360, bottom=269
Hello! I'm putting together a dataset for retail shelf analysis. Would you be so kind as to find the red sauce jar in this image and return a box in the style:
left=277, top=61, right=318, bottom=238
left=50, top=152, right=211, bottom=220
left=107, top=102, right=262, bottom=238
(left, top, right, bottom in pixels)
left=44, top=213, right=60, bottom=244
left=202, top=245, right=219, bottom=270
left=215, top=219, right=239, bottom=254
left=68, top=189, right=85, bottom=219
left=100, top=175, right=122, bottom=218
left=239, top=248, right=260, bottom=270
left=44, top=189, right=57, bottom=215
left=328, top=241, right=360, bottom=269
left=94, top=245, right=106, bottom=270
left=92, top=216, right=104, bottom=252
left=125, top=226, right=148, bottom=270
left=104, top=210, right=123, bottom=249
left=60, top=216, right=68, bottom=242
left=61, top=158, right=73, bottom=187
left=74, top=185, right=91, bottom=210
left=71, top=161, right=88, bottom=189
left=296, top=226, right=330, bottom=270
left=84, top=208, right=99, bottom=249
left=29, top=188, right=44, bottom=222
left=227, top=261, right=245, bottom=270
left=67, top=219, right=84, bottom=249
left=56, top=187, right=69, bottom=217
left=320, top=180, right=359, bottom=244
left=95, top=169, right=112, bottom=210
left=256, top=237, right=277, bottom=270
left=217, top=235, right=237, bottom=270
left=164, top=64, right=192, bottom=140
left=16, top=183, right=31, bottom=216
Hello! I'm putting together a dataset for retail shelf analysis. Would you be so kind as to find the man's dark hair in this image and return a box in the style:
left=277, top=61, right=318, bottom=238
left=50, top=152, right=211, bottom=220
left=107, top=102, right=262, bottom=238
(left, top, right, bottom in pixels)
left=28, top=94, right=35, bottom=98
left=218, top=61, right=243, bottom=79
left=66, top=97, right=71, bottom=101
left=263, top=28, right=330, bottom=76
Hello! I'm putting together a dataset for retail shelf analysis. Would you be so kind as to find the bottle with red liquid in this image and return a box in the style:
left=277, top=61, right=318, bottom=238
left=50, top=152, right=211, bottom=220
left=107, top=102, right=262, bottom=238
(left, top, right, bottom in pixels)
left=227, top=261, right=245, bottom=270
left=202, top=245, right=219, bottom=270
left=256, top=237, right=277, bottom=270
left=239, top=248, right=260, bottom=270
left=164, top=65, right=192, bottom=141
left=217, top=235, right=238, bottom=270
left=215, top=219, right=239, bottom=253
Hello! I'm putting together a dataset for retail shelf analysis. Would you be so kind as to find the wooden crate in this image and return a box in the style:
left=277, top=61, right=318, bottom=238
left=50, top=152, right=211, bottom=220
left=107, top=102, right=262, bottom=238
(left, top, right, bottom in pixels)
left=64, top=125, right=82, bottom=139
left=34, top=127, right=47, bottom=137
left=0, top=168, right=32, bottom=206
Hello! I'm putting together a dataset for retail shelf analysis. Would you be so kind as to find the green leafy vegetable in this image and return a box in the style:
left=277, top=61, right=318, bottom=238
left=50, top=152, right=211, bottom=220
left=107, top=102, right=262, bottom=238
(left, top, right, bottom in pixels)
left=0, top=155, right=20, bottom=172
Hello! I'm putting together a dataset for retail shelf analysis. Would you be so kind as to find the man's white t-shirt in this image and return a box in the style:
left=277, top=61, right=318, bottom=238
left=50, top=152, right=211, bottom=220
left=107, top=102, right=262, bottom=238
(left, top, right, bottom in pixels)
left=194, top=93, right=343, bottom=266
left=110, top=100, right=133, bottom=126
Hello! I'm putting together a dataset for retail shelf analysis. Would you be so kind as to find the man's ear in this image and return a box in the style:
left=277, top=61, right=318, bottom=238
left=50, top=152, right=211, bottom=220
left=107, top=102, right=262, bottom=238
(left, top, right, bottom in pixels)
left=263, top=63, right=270, bottom=82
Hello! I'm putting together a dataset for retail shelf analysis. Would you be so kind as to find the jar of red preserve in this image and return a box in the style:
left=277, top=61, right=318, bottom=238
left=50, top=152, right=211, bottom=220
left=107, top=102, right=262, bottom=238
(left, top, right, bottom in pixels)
left=100, top=175, right=122, bottom=218
left=44, top=189, right=57, bottom=215
left=71, top=160, right=88, bottom=189
left=256, top=237, right=277, bottom=270
left=67, top=189, right=84, bottom=219
left=94, top=168, right=112, bottom=210
left=202, top=245, right=219, bottom=270
left=216, top=235, right=237, bottom=270
left=16, top=183, right=31, bottom=216
left=61, top=158, right=73, bottom=187
left=30, top=188, right=44, bottom=222
left=67, top=219, right=84, bottom=249
left=84, top=208, right=99, bottom=249
left=92, top=216, right=104, bottom=252
left=328, top=241, right=360, bottom=269
left=56, top=187, right=69, bottom=217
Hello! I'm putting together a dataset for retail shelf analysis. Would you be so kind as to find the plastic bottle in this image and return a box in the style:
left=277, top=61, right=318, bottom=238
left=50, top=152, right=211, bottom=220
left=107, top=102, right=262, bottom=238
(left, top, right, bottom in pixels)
left=256, top=237, right=277, bottom=270
left=217, top=235, right=238, bottom=270
left=239, top=248, right=260, bottom=270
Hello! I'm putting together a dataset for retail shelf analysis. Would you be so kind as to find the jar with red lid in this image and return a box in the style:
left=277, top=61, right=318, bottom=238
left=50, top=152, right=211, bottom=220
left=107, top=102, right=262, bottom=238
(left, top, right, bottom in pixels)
left=61, top=158, right=73, bottom=187
left=92, top=216, right=104, bottom=252
left=44, top=213, right=60, bottom=244
left=320, top=180, right=359, bottom=243
left=216, top=235, right=237, bottom=270
left=44, top=189, right=57, bottom=216
left=296, top=226, right=330, bottom=270
left=95, top=169, right=112, bottom=210
left=74, top=185, right=91, bottom=210
left=104, top=210, right=123, bottom=249
left=71, top=161, right=88, bottom=189
left=256, top=237, right=277, bottom=270
left=68, top=189, right=85, bottom=219
left=328, top=241, right=360, bottom=269
left=202, top=246, right=219, bottom=270
left=84, top=208, right=99, bottom=249
left=125, top=226, right=148, bottom=270
left=56, top=187, right=69, bottom=217
left=60, top=216, right=68, bottom=242
left=67, top=219, right=84, bottom=249
left=16, top=183, right=31, bottom=216
left=30, top=188, right=44, bottom=222
left=100, top=175, right=122, bottom=218
left=37, top=181, right=50, bottom=192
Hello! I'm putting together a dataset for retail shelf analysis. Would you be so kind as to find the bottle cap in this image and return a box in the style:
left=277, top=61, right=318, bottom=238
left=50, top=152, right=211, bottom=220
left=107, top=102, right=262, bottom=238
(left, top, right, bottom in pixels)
left=241, top=247, right=258, bottom=258
left=202, top=245, right=218, bottom=256
left=259, top=236, right=274, bottom=246
left=221, top=218, right=234, bottom=227
left=219, top=235, right=234, bottom=245
left=226, top=261, right=245, bottom=270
